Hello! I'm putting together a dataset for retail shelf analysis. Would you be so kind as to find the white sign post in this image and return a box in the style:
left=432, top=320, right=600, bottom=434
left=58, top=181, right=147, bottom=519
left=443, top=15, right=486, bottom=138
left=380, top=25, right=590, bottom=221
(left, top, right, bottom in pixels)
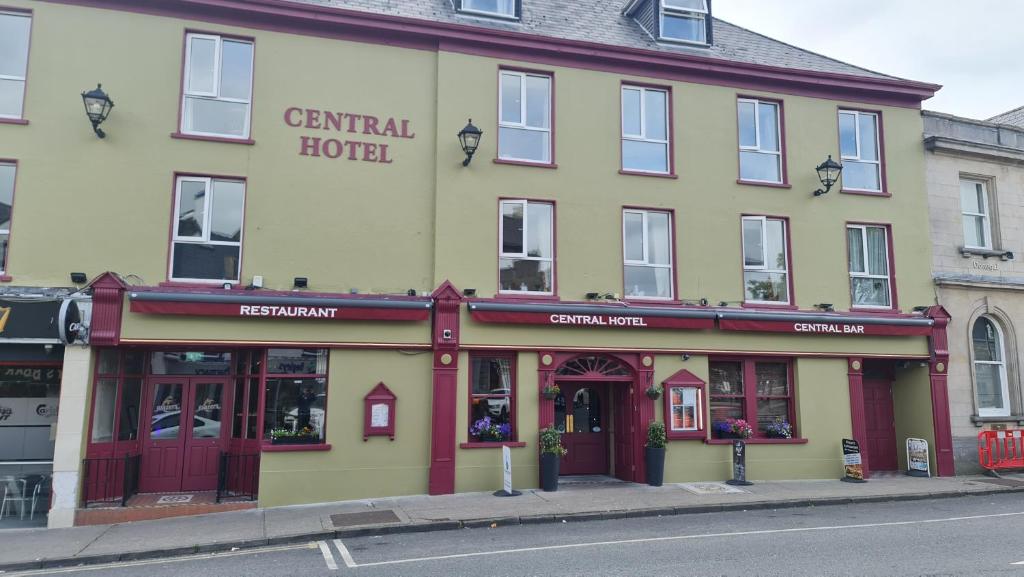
left=906, top=438, right=930, bottom=477
left=493, top=445, right=521, bottom=497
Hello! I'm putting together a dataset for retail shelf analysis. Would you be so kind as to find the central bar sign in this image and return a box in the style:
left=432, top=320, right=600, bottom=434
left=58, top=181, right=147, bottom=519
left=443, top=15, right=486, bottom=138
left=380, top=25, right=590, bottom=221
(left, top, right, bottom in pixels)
left=719, top=318, right=932, bottom=337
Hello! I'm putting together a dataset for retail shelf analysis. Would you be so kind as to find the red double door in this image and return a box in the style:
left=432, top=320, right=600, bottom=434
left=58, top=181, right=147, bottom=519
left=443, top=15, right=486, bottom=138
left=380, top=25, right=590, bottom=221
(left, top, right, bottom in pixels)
left=139, top=376, right=231, bottom=493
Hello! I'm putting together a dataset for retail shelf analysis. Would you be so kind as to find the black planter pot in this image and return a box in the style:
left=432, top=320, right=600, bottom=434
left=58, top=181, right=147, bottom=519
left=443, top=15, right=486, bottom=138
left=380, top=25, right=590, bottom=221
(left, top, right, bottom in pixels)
left=540, top=453, right=560, bottom=492
left=645, top=447, right=666, bottom=486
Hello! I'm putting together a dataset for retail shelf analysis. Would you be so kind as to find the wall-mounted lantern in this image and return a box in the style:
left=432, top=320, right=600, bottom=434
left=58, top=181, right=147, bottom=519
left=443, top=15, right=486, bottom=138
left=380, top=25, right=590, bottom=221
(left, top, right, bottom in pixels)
left=812, top=155, right=843, bottom=196
left=81, top=84, right=114, bottom=138
left=457, top=119, right=483, bottom=166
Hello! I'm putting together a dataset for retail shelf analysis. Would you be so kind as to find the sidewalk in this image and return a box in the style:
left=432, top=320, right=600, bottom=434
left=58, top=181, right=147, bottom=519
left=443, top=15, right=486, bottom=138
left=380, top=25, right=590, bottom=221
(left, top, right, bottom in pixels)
left=1, top=474, right=1021, bottom=572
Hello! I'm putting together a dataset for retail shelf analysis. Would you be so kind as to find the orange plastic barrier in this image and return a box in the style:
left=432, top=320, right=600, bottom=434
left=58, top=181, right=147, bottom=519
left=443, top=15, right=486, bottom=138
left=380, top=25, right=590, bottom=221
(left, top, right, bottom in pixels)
left=978, top=430, right=1024, bottom=471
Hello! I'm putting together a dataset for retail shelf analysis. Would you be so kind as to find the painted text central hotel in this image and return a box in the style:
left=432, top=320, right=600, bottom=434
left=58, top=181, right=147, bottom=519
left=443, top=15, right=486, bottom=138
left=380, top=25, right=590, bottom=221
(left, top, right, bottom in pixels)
left=0, top=0, right=953, bottom=527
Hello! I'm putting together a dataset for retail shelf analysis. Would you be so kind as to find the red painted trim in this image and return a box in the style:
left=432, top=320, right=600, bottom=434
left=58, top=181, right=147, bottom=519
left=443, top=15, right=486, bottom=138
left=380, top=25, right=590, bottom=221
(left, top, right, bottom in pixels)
left=704, top=438, right=807, bottom=445
left=494, top=293, right=561, bottom=301
left=0, top=158, right=19, bottom=276
left=429, top=281, right=462, bottom=495
left=363, top=381, right=397, bottom=440
left=0, top=6, right=32, bottom=122
left=846, top=357, right=869, bottom=478
left=0, top=275, right=13, bottom=282
left=171, top=132, right=256, bottom=145
left=740, top=303, right=799, bottom=311
left=837, top=107, right=889, bottom=195
left=493, top=158, right=557, bottom=169
left=739, top=214, right=795, bottom=308
left=261, top=443, right=332, bottom=452
left=619, top=80, right=675, bottom=177
left=845, top=221, right=899, bottom=312
left=89, top=273, right=127, bottom=346
left=661, top=368, right=706, bottom=441
left=459, top=441, right=527, bottom=449
left=708, top=356, right=796, bottom=439
left=735, top=95, right=788, bottom=186
left=926, top=307, right=954, bottom=476
left=0, top=118, right=29, bottom=126
left=496, top=196, right=557, bottom=298
left=736, top=179, right=791, bottom=189
left=621, top=205, right=679, bottom=302
left=496, top=65, right=555, bottom=166
left=0, top=360, right=63, bottom=366
left=166, top=172, right=248, bottom=284
left=468, top=351, right=517, bottom=442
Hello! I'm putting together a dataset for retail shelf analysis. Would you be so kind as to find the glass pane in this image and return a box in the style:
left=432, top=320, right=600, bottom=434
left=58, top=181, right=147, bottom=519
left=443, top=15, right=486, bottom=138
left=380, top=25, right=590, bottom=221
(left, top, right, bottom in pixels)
left=501, top=202, right=524, bottom=254
left=757, top=399, right=790, bottom=433
left=500, top=73, right=522, bottom=124
left=0, top=165, right=11, bottom=231
left=739, top=151, right=781, bottom=182
left=976, top=364, right=1005, bottom=410
left=266, top=349, right=328, bottom=374
left=664, top=0, right=706, bottom=10
left=662, top=13, right=706, bottom=43
left=0, top=78, right=24, bottom=117
left=765, top=219, right=786, bottom=271
left=973, top=318, right=1002, bottom=362
left=0, top=14, right=31, bottom=78
left=669, top=387, right=698, bottom=431
left=755, top=363, right=789, bottom=396
left=625, top=265, right=672, bottom=298
left=117, top=378, right=142, bottom=441
left=963, top=215, right=987, bottom=248
left=866, top=227, right=888, bottom=275
left=852, top=277, right=890, bottom=307
left=150, top=382, right=183, bottom=440
left=843, top=160, right=880, bottom=191
left=742, top=219, right=764, bottom=267
left=232, top=378, right=245, bottom=438
left=960, top=181, right=985, bottom=214
left=839, top=112, right=857, bottom=157
left=847, top=228, right=865, bottom=273
left=177, top=180, right=206, bottom=238
left=90, top=379, right=117, bottom=443
left=219, top=40, right=252, bottom=101
left=263, top=377, right=326, bottom=441
left=623, top=140, right=668, bottom=173
left=149, top=352, right=232, bottom=375
left=464, top=0, right=514, bottom=16
left=184, top=97, right=249, bottom=137
left=97, top=349, right=120, bottom=375
left=623, top=212, right=644, bottom=261
left=858, top=114, right=878, bottom=161
left=710, top=398, right=743, bottom=423
left=647, top=211, right=671, bottom=265
left=571, top=388, right=602, bottom=433
left=526, top=203, right=552, bottom=258
left=554, top=392, right=566, bottom=433
left=246, top=377, right=259, bottom=438
left=622, top=88, right=641, bottom=135
left=210, top=180, right=244, bottom=242
left=172, top=242, right=241, bottom=281
left=498, top=126, right=549, bottom=163
left=471, top=357, right=513, bottom=395
left=737, top=101, right=756, bottom=148
left=758, top=103, right=779, bottom=152
left=709, top=362, right=743, bottom=395
left=187, top=36, right=217, bottom=94
left=192, top=383, right=223, bottom=439
left=644, top=90, right=667, bottom=140
left=124, top=351, right=145, bottom=375
left=524, top=75, right=550, bottom=129
left=744, top=271, right=788, bottom=303
left=499, top=257, right=552, bottom=292
left=470, top=394, right=512, bottom=440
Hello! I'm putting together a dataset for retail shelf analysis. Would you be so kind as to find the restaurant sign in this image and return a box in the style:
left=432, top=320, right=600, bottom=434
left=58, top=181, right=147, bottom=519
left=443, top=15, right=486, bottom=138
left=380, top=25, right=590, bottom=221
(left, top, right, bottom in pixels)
left=130, top=296, right=431, bottom=322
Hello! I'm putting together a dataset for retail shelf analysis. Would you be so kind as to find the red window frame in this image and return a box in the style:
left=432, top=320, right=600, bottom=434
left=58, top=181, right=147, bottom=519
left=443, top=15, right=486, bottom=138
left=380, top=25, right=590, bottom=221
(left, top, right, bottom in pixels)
left=85, top=349, right=147, bottom=456
left=837, top=107, right=889, bottom=197
left=495, top=66, right=556, bottom=168
left=619, top=81, right=676, bottom=178
left=164, top=172, right=248, bottom=286
left=708, top=357, right=797, bottom=440
left=260, top=348, right=330, bottom=449
left=739, top=214, right=796, bottom=309
left=661, top=369, right=706, bottom=441
left=621, top=206, right=678, bottom=302
left=0, top=6, right=32, bottom=126
left=466, top=352, right=518, bottom=445
left=735, top=95, right=790, bottom=188
left=845, top=221, right=898, bottom=312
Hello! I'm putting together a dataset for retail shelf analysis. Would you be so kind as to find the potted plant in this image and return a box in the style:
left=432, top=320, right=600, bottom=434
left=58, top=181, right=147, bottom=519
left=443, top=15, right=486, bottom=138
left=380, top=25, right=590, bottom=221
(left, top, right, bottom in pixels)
left=645, top=421, right=667, bottom=486
left=270, top=426, right=320, bottom=445
left=764, top=418, right=793, bottom=439
left=712, top=418, right=754, bottom=440
left=541, top=384, right=561, bottom=400
left=539, top=426, right=567, bottom=492
left=469, top=416, right=511, bottom=443
left=644, top=385, right=663, bottom=400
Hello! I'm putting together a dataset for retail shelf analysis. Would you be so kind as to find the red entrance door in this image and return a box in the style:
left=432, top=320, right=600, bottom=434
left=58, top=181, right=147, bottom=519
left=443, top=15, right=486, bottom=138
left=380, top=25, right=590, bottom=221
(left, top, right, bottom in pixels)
left=556, top=384, right=609, bottom=476
left=864, top=377, right=898, bottom=472
left=140, top=377, right=230, bottom=493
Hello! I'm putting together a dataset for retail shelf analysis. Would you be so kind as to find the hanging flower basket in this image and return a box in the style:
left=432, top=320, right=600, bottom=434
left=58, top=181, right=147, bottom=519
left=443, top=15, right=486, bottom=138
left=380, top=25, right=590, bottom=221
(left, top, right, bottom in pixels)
left=541, top=384, right=561, bottom=400
left=645, top=385, right=663, bottom=400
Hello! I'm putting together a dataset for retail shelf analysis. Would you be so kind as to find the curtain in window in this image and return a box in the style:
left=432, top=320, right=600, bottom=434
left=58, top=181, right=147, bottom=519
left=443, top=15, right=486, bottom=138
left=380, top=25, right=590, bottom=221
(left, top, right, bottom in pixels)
left=847, top=228, right=864, bottom=272
left=866, top=227, right=888, bottom=275
left=496, top=358, right=512, bottom=390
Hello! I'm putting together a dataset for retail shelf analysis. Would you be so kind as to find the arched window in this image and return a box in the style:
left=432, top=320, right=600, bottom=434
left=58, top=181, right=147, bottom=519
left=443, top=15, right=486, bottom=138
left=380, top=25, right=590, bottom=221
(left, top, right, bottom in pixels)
left=973, top=316, right=1011, bottom=417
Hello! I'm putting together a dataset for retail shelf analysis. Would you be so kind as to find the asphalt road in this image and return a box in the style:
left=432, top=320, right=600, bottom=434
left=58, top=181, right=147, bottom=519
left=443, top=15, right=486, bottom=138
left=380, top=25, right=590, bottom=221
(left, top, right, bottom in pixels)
left=12, top=493, right=1024, bottom=577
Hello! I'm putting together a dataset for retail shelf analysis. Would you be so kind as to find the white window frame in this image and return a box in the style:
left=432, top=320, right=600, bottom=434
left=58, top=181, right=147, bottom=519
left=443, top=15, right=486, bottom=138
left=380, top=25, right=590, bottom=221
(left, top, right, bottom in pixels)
left=497, top=71, right=552, bottom=164
left=659, top=0, right=709, bottom=45
left=181, top=33, right=254, bottom=139
left=838, top=110, right=882, bottom=192
left=737, top=98, right=782, bottom=184
left=741, top=216, right=790, bottom=305
left=460, top=0, right=517, bottom=19
left=169, top=176, right=245, bottom=284
left=847, top=224, right=891, bottom=309
left=623, top=209, right=674, bottom=300
left=0, top=10, right=31, bottom=120
left=498, top=199, right=554, bottom=295
left=961, top=178, right=993, bottom=250
left=621, top=85, right=670, bottom=175
left=973, top=316, right=1011, bottom=418
left=668, top=386, right=702, bottom=432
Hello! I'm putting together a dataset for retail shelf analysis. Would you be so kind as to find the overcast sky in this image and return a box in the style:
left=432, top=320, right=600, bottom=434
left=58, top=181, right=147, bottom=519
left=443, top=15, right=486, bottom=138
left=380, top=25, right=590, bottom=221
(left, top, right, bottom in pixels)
left=712, top=0, right=1024, bottom=120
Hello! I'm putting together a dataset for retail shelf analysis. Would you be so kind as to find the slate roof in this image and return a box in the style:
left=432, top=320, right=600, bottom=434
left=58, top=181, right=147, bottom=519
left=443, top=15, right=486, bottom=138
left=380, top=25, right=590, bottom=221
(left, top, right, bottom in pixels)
left=287, top=0, right=899, bottom=81
left=988, top=106, right=1024, bottom=128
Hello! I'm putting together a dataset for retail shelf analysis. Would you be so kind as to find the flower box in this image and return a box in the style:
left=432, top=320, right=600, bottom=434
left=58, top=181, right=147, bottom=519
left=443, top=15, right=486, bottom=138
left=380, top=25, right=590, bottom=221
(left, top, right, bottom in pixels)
left=271, top=436, right=321, bottom=445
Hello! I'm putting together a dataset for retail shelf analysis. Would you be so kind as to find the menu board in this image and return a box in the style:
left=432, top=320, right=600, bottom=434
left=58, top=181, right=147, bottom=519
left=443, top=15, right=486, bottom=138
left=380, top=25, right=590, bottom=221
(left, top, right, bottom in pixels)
left=370, top=403, right=389, bottom=428
left=842, top=438, right=865, bottom=482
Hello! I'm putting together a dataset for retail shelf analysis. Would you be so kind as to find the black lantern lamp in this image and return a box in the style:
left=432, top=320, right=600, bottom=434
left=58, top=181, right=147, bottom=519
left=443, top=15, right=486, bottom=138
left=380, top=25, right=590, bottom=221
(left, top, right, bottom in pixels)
left=81, top=84, right=114, bottom=138
left=813, top=155, right=843, bottom=196
left=457, top=119, right=483, bottom=166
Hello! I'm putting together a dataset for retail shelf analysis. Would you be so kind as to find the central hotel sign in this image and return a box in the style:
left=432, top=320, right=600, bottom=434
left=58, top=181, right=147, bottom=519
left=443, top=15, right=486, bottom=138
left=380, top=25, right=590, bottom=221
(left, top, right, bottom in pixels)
left=284, top=107, right=415, bottom=163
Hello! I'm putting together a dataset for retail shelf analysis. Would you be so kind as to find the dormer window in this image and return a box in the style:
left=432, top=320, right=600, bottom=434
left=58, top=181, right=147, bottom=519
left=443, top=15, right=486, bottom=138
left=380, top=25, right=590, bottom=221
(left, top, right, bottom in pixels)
left=660, top=0, right=709, bottom=44
left=459, top=0, right=518, bottom=20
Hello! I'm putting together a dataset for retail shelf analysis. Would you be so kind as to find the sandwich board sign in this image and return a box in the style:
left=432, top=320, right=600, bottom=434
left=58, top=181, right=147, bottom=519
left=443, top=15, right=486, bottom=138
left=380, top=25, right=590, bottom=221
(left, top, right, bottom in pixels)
left=841, top=438, right=866, bottom=482
left=906, top=438, right=930, bottom=477
left=493, top=445, right=521, bottom=497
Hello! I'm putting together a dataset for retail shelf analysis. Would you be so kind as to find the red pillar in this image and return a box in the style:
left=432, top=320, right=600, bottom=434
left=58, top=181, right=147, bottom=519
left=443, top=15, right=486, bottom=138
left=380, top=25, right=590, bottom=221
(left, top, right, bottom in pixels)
left=88, top=272, right=127, bottom=346
left=927, top=306, right=955, bottom=477
left=847, top=357, right=869, bottom=479
left=428, top=282, right=461, bottom=495
left=634, top=353, right=655, bottom=484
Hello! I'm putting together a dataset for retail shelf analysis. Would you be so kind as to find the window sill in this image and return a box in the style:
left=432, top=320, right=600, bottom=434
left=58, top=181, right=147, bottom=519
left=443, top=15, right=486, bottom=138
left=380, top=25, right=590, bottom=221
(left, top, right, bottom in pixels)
left=495, top=293, right=560, bottom=301
left=737, top=179, right=791, bottom=189
left=840, top=189, right=890, bottom=198
left=460, top=442, right=527, bottom=449
left=171, top=132, right=255, bottom=145
left=960, top=247, right=1014, bottom=260
left=849, top=306, right=900, bottom=315
left=666, top=432, right=706, bottom=441
left=493, top=158, right=557, bottom=169
left=619, top=169, right=677, bottom=180
left=741, top=302, right=798, bottom=310
left=0, top=118, right=29, bottom=126
left=262, top=443, right=332, bottom=452
left=159, top=281, right=239, bottom=289
left=0, top=275, right=12, bottom=283
left=623, top=297, right=683, bottom=305
left=971, top=415, right=1024, bottom=426
left=705, top=438, right=808, bottom=445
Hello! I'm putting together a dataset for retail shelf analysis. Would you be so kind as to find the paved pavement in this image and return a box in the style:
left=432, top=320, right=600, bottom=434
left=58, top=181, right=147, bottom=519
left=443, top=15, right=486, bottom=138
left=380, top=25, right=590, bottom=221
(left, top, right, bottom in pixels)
left=0, top=474, right=1021, bottom=572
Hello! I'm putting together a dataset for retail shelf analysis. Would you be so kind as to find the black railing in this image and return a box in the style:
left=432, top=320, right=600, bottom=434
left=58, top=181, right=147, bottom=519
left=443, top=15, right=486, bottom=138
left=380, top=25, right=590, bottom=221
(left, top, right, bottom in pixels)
left=217, top=452, right=260, bottom=503
left=81, top=454, right=140, bottom=508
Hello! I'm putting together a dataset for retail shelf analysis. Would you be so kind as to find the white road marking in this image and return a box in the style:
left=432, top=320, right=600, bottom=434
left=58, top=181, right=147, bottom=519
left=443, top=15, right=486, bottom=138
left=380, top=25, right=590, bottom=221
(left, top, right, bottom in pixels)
left=346, top=510, right=1024, bottom=568
left=318, top=540, right=338, bottom=571
left=1012, top=560, right=1024, bottom=565
left=334, top=539, right=357, bottom=569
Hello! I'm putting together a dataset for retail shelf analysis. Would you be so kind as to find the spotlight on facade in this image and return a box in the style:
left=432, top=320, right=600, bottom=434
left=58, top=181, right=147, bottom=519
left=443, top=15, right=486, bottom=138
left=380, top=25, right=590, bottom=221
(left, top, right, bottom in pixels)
left=812, top=155, right=843, bottom=196
left=463, top=288, right=477, bottom=297
left=407, top=289, right=417, bottom=297
left=586, top=292, right=601, bottom=300
left=457, top=119, right=483, bottom=166
left=912, top=305, right=930, bottom=313
left=70, top=272, right=88, bottom=284
left=81, top=84, right=114, bottom=138
left=293, top=277, right=308, bottom=288
left=815, top=303, right=835, bottom=312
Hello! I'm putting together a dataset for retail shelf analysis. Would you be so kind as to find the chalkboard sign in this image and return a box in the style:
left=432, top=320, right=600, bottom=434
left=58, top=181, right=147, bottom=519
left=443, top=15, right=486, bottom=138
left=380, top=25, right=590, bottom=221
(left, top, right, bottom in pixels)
left=725, top=440, right=753, bottom=486
left=841, top=438, right=866, bottom=482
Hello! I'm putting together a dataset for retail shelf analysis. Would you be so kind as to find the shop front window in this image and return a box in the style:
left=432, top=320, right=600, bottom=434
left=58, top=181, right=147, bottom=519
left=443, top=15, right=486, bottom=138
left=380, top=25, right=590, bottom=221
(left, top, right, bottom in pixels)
left=263, top=349, right=329, bottom=444
left=710, top=359, right=795, bottom=439
left=469, top=354, right=516, bottom=443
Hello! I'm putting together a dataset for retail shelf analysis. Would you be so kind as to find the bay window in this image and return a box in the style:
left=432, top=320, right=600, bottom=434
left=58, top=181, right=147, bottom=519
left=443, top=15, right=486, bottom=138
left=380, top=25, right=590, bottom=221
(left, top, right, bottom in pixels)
left=621, top=85, right=670, bottom=174
left=181, top=33, right=254, bottom=139
left=498, top=70, right=552, bottom=164
left=960, top=178, right=993, bottom=250
left=170, top=176, right=245, bottom=283
left=742, top=216, right=790, bottom=304
left=468, top=354, right=516, bottom=443
left=839, top=110, right=882, bottom=192
left=738, top=98, right=783, bottom=183
left=0, top=10, right=31, bottom=120
left=499, top=199, right=554, bottom=294
left=709, top=359, right=795, bottom=439
left=660, top=0, right=708, bottom=44
left=623, top=209, right=673, bottom=299
left=847, top=224, right=892, bottom=309
left=972, top=317, right=1011, bottom=418
left=263, top=349, right=329, bottom=444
